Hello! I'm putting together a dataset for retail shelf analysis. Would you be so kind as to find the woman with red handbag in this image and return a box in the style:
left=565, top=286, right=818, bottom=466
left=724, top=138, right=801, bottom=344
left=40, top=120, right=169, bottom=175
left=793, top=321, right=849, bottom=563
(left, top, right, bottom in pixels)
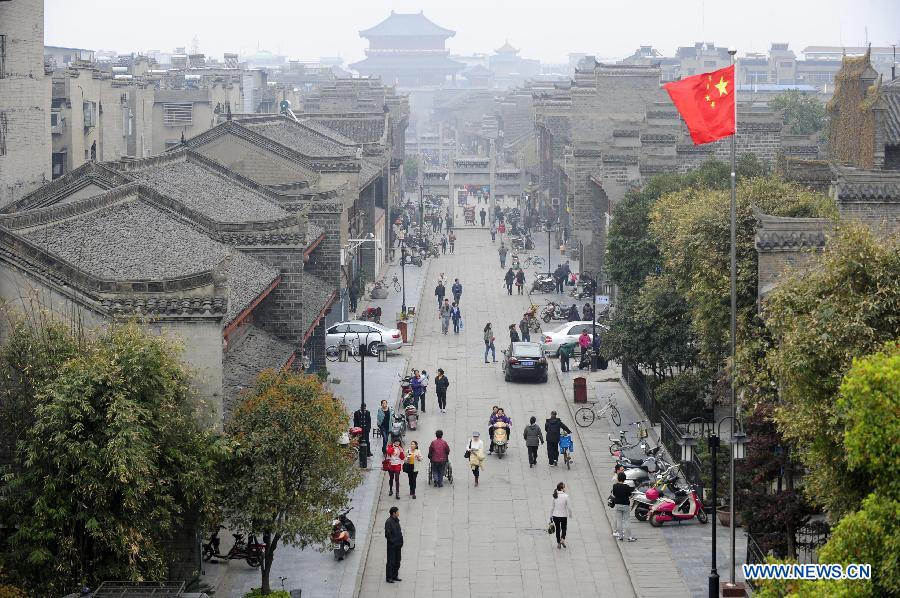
left=386, top=438, right=405, bottom=497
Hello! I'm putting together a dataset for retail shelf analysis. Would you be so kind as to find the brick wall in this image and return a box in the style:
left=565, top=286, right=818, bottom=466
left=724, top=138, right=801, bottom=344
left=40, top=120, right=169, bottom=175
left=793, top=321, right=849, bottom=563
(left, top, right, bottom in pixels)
left=838, top=201, right=900, bottom=234
left=244, top=247, right=304, bottom=343
left=0, top=0, right=51, bottom=207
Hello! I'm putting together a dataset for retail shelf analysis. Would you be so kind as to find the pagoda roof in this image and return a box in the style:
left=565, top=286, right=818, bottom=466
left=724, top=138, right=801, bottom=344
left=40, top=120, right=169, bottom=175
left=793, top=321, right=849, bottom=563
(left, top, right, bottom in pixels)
left=360, top=11, right=455, bottom=38
left=495, top=41, right=519, bottom=55
left=351, top=54, right=466, bottom=73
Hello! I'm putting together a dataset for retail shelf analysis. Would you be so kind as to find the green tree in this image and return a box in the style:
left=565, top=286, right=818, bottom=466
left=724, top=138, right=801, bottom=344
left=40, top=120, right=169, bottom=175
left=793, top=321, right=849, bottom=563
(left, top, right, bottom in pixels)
left=404, top=155, right=419, bottom=183
left=769, top=89, right=827, bottom=136
left=2, top=323, right=221, bottom=597
left=755, top=342, right=900, bottom=598
left=604, top=274, right=697, bottom=380
left=650, top=176, right=837, bottom=378
left=224, top=370, right=362, bottom=595
left=762, top=226, right=900, bottom=517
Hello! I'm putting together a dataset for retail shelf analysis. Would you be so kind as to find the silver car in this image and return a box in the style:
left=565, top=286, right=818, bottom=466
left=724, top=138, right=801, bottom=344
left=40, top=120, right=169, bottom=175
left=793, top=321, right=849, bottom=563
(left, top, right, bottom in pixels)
left=325, top=321, right=403, bottom=357
left=540, top=321, right=608, bottom=356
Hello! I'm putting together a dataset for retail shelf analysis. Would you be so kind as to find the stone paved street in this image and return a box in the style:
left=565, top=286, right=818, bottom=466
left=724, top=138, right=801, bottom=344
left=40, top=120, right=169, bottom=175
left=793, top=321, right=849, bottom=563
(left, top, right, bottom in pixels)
left=356, top=227, right=636, bottom=598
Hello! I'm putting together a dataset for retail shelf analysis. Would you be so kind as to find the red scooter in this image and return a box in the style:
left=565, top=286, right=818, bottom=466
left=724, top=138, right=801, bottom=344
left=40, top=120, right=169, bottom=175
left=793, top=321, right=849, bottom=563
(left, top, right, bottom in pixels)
left=648, top=484, right=709, bottom=527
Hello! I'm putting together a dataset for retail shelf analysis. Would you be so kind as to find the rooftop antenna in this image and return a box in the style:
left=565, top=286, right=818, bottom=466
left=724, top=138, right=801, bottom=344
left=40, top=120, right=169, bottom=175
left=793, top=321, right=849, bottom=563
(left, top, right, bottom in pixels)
left=892, top=44, right=896, bottom=81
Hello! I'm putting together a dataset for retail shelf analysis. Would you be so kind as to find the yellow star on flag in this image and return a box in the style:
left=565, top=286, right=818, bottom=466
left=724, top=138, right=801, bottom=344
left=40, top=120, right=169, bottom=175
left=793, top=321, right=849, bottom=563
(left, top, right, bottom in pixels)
left=705, top=95, right=710, bottom=102
left=711, top=101, right=716, bottom=108
left=714, top=76, right=729, bottom=96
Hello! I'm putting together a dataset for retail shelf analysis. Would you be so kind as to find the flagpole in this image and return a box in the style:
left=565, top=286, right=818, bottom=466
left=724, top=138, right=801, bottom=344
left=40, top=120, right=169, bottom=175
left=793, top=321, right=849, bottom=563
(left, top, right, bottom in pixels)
left=727, top=46, right=739, bottom=593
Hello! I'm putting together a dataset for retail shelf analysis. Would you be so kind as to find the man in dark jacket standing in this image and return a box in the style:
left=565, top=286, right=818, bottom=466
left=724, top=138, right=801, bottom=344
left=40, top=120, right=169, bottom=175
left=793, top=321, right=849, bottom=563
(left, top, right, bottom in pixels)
left=435, top=281, right=446, bottom=309
left=385, top=506, right=403, bottom=582
left=544, top=410, right=572, bottom=466
left=523, top=416, right=545, bottom=468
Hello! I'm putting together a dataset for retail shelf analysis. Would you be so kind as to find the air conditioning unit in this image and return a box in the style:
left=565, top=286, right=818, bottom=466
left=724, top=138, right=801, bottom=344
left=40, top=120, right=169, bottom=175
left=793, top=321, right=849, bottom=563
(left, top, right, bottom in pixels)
left=551, top=197, right=560, bottom=206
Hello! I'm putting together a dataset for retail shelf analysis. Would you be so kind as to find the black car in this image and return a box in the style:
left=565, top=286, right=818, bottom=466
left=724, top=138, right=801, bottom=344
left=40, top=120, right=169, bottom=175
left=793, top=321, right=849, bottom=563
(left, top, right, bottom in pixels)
left=502, top=342, right=549, bottom=382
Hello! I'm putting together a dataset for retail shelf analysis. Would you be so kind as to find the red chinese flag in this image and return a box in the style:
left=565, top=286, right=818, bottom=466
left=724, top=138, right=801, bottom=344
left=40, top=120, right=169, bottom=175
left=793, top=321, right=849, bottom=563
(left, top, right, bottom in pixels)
left=663, top=65, right=736, bottom=145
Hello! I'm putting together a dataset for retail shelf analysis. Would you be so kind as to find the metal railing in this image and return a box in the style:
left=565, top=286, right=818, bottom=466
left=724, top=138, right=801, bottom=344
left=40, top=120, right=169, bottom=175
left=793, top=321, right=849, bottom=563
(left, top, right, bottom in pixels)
left=622, top=361, right=658, bottom=423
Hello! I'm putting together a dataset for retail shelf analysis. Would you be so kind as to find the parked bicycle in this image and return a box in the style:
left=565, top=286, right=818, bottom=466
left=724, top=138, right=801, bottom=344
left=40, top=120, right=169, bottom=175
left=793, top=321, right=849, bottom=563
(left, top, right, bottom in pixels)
left=520, top=255, right=545, bottom=269
left=608, top=420, right=649, bottom=455
left=574, top=393, right=621, bottom=427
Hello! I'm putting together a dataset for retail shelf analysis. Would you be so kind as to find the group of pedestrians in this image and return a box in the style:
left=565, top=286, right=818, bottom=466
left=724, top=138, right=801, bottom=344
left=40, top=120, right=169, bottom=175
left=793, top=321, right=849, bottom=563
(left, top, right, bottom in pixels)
left=503, top=267, right=526, bottom=295
left=436, top=277, right=464, bottom=336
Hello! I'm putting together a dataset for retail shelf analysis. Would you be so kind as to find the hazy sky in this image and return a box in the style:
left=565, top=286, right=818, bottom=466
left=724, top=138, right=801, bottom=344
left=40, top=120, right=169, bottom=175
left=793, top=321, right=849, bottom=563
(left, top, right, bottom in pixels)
left=45, top=0, right=900, bottom=64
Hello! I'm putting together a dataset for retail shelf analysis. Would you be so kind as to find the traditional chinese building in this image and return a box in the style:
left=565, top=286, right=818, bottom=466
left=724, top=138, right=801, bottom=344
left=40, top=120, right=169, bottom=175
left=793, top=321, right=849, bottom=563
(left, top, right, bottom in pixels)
left=350, top=11, right=464, bottom=87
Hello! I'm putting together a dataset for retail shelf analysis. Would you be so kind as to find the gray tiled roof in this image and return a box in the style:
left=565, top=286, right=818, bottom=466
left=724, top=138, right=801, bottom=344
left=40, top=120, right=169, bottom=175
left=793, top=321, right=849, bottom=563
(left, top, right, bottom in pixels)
left=883, top=84, right=900, bottom=146
left=302, top=272, right=336, bottom=337
left=128, top=159, right=290, bottom=223
left=20, top=198, right=279, bottom=324
left=311, top=117, right=386, bottom=144
left=223, top=251, right=279, bottom=324
left=223, top=324, right=295, bottom=417
left=242, top=120, right=357, bottom=158
left=21, top=200, right=226, bottom=280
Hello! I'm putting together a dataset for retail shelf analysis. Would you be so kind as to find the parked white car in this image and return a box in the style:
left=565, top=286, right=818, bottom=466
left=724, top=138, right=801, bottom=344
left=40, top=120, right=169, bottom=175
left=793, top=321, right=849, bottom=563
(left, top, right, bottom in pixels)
left=325, top=321, right=403, bottom=357
left=540, top=321, right=608, bottom=356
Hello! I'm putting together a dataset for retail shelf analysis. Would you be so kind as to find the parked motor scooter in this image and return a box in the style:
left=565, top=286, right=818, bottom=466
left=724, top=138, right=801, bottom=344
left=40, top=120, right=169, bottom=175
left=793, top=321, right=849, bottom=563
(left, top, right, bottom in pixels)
left=531, top=274, right=556, bottom=294
left=492, top=423, right=510, bottom=458
left=630, top=465, right=682, bottom=521
left=202, top=528, right=264, bottom=567
left=331, top=508, right=356, bottom=560
left=404, top=403, right=419, bottom=431
left=390, top=412, right=406, bottom=440
left=648, top=484, right=709, bottom=527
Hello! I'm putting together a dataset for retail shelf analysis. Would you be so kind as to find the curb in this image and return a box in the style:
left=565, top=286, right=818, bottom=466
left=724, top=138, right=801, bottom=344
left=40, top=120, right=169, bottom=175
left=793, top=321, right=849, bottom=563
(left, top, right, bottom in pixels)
left=351, top=253, right=434, bottom=598
left=550, top=360, right=641, bottom=598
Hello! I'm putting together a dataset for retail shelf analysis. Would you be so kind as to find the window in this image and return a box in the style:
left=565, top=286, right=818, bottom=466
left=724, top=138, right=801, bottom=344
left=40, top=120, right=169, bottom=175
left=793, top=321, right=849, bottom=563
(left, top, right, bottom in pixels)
left=780, top=61, right=794, bottom=68
left=0, top=35, right=6, bottom=79
left=0, top=111, right=7, bottom=157
left=163, top=102, right=193, bottom=127
left=83, top=101, right=96, bottom=128
left=703, top=60, right=717, bottom=68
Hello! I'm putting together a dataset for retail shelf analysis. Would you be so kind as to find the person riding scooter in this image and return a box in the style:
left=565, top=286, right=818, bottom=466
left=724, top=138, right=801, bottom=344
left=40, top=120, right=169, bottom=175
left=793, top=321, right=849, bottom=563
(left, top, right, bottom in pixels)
left=488, top=408, right=512, bottom=454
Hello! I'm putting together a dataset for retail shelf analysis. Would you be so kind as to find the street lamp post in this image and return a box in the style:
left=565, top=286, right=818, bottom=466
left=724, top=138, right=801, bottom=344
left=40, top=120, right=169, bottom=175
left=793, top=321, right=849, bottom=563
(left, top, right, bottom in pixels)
left=679, top=417, right=749, bottom=598
left=338, top=331, right=388, bottom=469
left=400, top=243, right=407, bottom=314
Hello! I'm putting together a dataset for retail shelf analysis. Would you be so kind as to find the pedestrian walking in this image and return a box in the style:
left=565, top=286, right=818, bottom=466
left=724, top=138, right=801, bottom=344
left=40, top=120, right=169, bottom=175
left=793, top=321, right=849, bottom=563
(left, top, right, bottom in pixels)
left=467, top=431, right=486, bottom=486
left=377, top=399, right=393, bottom=454
left=504, top=268, right=515, bottom=295
left=404, top=441, right=422, bottom=499
left=519, top=316, right=531, bottom=343
left=483, top=323, right=496, bottom=363
left=384, top=507, right=403, bottom=583
left=490, top=223, right=497, bottom=243
left=499, top=244, right=508, bottom=268
left=411, top=371, right=425, bottom=413
left=448, top=231, right=456, bottom=253
left=451, top=278, right=462, bottom=304
left=427, top=430, right=451, bottom=487
left=568, top=304, right=580, bottom=322
left=559, top=341, right=576, bottom=372
left=612, top=472, right=636, bottom=541
left=515, top=269, right=526, bottom=295
left=578, top=329, right=591, bottom=362
left=445, top=216, right=452, bottom=234
left=523, top=416, right=544, bottom=468
left=353, top=404, right=373, bottom=457
left=509, top=324, right=520, bottom=343
left=440, top=234, right=448, bottom=254
left=450, top=302, right=462, bottom=334
left=554, top=265, right=565, bottom=294
left=435, top=369, right=450, bottom=412
left=386, top=438, right=405, bottom=497
left=420, top=370, right=429, bottom=411
left=348, top=283, right=359, bottom=313
left=435, top=281, right=446, bottom=309
left=550, top=482, right=573, bottom=549
left=544, top=411, right=572, bottom=466
left=479, top=207, right=487, bottom=226
left=439, top=298, right=452, bottom=335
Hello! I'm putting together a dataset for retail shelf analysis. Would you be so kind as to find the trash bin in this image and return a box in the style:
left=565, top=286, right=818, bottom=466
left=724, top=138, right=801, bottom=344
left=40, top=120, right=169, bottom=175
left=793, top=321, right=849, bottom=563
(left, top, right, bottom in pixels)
left=397, top=320, right=408, bottom=343
left=573, top=376, right=587, bottom=403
